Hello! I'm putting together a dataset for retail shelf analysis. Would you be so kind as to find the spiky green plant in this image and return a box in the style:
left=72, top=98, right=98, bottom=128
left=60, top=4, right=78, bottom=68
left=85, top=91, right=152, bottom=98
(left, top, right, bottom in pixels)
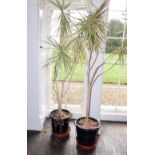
left=49, top=0, right=73, bottom=45
left=75, top=0, right=108, bottom=51
left=71, top=0, right=110, bottom=123
left=45, top=38, right=74, bottom=114
left=45, top=0, right=82, bottom=116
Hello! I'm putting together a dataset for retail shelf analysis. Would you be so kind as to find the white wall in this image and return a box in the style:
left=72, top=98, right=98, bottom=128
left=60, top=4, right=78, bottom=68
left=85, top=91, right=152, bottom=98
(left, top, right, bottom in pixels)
left=27, top=0, right=47, bottom=131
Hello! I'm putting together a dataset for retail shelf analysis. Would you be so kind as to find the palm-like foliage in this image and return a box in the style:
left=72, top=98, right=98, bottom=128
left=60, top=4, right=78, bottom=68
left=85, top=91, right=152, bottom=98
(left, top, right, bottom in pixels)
left=47, top=39, right=72, bottom=80
left=71, top=35, right=86, bottom=64
left=117, top=38, right=127, bottom=64
left=49, top=0, right=73, bottom=45
left=75, top=0, right=109, bottom=52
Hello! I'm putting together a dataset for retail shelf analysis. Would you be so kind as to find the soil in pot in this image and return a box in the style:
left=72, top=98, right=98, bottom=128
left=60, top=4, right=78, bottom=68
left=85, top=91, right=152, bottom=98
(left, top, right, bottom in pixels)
left=49, top=109, right=72, bottom=139
left=77, top=117, right=99, bottom=128
left=75, top=117, right=100, bottom=150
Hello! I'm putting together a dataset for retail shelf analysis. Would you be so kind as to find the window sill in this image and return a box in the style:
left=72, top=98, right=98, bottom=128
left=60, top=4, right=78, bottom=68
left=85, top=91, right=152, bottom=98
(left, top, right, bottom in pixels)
left=46, top=104, right=127, bottom=122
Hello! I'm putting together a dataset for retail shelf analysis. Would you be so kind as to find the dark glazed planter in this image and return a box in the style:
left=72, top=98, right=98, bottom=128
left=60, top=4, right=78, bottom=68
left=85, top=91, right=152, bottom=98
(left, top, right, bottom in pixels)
left=49, top=109, right=72, bottom=139
left=75, top=117, right=100, bottom=150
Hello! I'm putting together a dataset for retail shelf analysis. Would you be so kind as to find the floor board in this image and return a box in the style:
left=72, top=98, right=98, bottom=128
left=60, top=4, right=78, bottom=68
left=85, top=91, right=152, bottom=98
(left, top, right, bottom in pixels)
left=27, top=119, right=127, bottom=155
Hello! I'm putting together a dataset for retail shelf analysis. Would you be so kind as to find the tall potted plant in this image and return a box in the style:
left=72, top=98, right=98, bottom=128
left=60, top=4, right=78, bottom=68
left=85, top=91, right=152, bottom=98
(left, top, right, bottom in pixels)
left=73, top=0, right=126, bottom=149
left=44, top=0, right=78, bottom=139
left=72, top=0, right=110, bottom=150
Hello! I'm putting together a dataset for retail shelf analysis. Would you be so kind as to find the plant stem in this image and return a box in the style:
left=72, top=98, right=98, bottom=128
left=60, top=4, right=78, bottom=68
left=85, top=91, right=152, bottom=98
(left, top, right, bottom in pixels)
left=85, top=49, right=93, bottom=120
left=90, top=51, right=99, bottom=72
left=86, top=87, right=91, bottom=120
left=53, top=80, right=62, bottom=114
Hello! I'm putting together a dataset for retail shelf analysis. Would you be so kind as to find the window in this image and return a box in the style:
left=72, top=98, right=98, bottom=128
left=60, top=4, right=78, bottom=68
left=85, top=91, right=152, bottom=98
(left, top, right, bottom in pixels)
left=43, top=0, right=127, bottom=121
left=101, top=0, right=127, bottom=121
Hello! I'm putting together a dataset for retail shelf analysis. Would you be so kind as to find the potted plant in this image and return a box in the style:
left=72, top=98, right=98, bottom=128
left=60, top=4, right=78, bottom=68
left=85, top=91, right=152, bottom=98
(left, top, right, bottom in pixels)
left=44, top=0, right=78, bottom=139
left=73, top=0, right=127, bottom=149
left=47, top=40, right=73, bottom=139
left=72, top=0, right=110, bottom=150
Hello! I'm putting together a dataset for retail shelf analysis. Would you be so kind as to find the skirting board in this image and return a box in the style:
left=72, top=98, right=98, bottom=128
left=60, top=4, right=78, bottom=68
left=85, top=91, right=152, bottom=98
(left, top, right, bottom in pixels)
left=27, top=112, right=46, bottom=131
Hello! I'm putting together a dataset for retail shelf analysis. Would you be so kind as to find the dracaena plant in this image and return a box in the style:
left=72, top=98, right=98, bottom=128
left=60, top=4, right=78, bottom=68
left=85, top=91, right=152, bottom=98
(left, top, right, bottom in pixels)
left=44, top=0, right=78, bottom=117
left=73, top=0, right=126, bottom=124
left=71, top=0, right=113, bottom=124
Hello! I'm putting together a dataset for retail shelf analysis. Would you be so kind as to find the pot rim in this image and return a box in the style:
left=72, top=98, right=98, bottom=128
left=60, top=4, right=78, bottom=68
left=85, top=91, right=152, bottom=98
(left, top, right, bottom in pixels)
left=49, top=109, right=72, bottom=119
left=75, top=117, right=100, bottom=130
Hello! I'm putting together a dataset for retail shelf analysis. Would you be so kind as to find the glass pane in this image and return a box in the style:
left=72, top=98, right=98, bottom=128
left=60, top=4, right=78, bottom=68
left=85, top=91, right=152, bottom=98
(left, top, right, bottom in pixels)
left=103, top=56, right=127, bottom=83
left=50, top=10, right=60, bottom=38
left=109, top=0, right=126, bottom=11
left=101, top=0, right=127, bottom=107
left=50, top=64, right=84, bottom=106
left=101, top=53, right=127, bottom=106
left=101, top=84, right=127, bottom=106
left=108, top=12, right=126, bottom=38
left=49, top=10, right=86, bottom=106
left=65, top=82, right=84, bottom=105
left=64, top=64, right=84, bottom=105
left=106, top=39, right=122, bottom=52
left=108, top=11, right=126, bottom=21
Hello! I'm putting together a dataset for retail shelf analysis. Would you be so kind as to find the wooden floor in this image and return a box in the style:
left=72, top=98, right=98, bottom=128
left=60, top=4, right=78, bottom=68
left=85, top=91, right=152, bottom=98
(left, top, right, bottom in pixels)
left=27, top=119, right=127, bottom=155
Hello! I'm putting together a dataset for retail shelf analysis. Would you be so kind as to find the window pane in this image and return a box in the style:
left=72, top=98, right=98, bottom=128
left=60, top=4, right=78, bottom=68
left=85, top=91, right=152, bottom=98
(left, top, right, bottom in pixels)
left=102, top=0, right=127, bottom=107
left=65, top=82, right=84, bottom=105
left=103, top=60, right=127, bottom=83
left=63, top=64, right=84, bottom=105
left=109, top=0, right=126, bottom=11
left=49, top=10, right=85, bottom=106
left=50, top=64, right=84, bottom=106
left=101, top=84, right=127, bottom=106
left=106, top=39, right=122, bottom=52
left=101, top=52, right=127, bottom=106
left=108, top=11, right=126, bottom=24
left=50, top=10, right=60, bottom=38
